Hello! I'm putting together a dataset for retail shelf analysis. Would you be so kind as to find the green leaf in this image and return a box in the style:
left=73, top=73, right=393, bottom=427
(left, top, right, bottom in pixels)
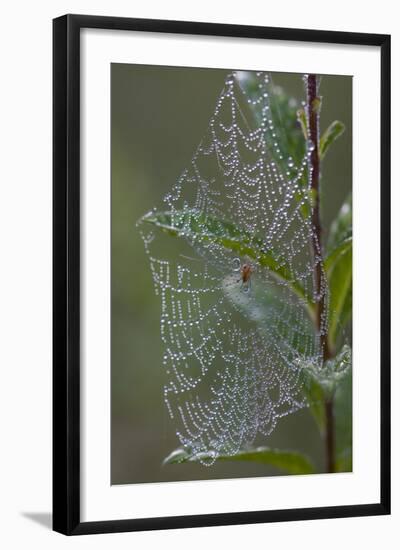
left=324, top=236, right=352, bottom=272
left=327, top=241, right=352, bottom=349
left=334, top=366, right=352, bottom=462
left=300, top=345, right=351, bottom=398
left=325, top=195, right=352, bottom=349
left=163, top=448, right=192, bottom=465
left=238, top=74, right=306, bottom=175
left=327, top=193, right=352, bottom=253
left=319, top=120, right=345, bottom=161
left=300, top=345, right=352, bottom=432
left=140, top=209, right=313, bottom=312
left=297, top=108, right=308, bottom=140
left=163, top=446, right=315, bottom=475
left=265, top=84, right=306, bottom=170
left=301, top=373, right=326, bottom=433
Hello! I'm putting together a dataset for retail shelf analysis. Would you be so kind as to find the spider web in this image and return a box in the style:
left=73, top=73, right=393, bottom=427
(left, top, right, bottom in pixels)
left=139, top=71, right=328, bottom=465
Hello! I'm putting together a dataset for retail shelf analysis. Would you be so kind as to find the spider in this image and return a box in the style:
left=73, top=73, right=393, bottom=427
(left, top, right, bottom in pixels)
left=232, top=258, right=255, bottom=293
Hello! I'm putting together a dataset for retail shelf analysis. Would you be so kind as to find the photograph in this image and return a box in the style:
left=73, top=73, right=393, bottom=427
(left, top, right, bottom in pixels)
left=111, top=64, right=353, bottom=485
left=0, top=2, right=393, bottom=546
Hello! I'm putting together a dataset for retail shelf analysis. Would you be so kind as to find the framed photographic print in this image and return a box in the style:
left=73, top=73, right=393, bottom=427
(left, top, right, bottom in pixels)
left=53, top=14, right=391, bottom=535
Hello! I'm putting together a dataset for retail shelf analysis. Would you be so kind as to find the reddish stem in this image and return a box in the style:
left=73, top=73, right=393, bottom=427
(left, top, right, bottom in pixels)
left=306, top=74, right=335, bottom=473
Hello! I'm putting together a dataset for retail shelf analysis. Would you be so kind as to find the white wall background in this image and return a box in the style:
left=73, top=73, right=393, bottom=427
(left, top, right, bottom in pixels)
left=0, top=1, right=398, bottom=548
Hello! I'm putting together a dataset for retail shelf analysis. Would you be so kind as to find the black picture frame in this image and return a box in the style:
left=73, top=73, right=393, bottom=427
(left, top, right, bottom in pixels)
left=53, top=14, right=391, bottom=535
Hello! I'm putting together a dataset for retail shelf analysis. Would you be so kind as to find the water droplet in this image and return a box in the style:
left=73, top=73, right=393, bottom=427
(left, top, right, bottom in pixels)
left=232, top=257, right=241, bottom=272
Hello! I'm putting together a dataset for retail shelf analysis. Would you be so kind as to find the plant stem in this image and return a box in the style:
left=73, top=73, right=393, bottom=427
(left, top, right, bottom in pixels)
left=306, top=74, right=335, bottom=473
left=325, top=398, right=335, bottom=473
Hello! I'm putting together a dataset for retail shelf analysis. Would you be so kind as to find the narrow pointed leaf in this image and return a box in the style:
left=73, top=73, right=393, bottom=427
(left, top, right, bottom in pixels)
left=300, top=345, right=352, bottom=432
left=324, top=236, right=352, bottom=272
left=327, top=243, right=352, bottom=349
left=319, top=120, right=345, bottom=160
left=163, top=446, right=315, bottom=475
left=325, top=195, right=352, bottom=348
left=141, top=209, right=312, bottom=309
left=334, top=368, right=352, bottom=463
left=327, top=193, right=352, bottom=253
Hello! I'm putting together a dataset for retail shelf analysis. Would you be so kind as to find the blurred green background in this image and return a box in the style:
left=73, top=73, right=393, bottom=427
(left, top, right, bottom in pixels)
left=111, top=64, right=352, bottom=485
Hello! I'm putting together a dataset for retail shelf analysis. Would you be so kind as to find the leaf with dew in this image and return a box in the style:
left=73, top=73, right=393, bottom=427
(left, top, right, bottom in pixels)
left=140, top=208, right=315, bottom=318
left=163, top=446, right=315, bottom=475
left=319, top=120, right=345, bottom=161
